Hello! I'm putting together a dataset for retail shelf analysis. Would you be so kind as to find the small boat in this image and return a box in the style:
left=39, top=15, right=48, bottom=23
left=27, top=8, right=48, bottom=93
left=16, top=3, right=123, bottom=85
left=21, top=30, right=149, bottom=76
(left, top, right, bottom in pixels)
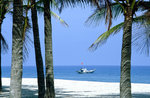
left=77, top=68, right=96, bottom=74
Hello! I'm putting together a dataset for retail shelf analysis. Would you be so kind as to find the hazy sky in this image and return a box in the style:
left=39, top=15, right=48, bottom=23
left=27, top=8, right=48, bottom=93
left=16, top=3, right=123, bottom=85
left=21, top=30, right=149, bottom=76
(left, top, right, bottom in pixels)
left=1, top=6, right=150, bottom=66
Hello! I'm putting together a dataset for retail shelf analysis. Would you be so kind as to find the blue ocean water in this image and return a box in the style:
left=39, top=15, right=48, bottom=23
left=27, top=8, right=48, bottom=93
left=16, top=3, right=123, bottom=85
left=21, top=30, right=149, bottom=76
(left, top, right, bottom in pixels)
left=2, top=65, right=150, bottom=84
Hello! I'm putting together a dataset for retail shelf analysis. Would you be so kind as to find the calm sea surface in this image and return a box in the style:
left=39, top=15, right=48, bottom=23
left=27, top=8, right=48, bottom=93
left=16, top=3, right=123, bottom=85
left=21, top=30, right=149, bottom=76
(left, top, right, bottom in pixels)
left=2, top=65, right=150, bottom=84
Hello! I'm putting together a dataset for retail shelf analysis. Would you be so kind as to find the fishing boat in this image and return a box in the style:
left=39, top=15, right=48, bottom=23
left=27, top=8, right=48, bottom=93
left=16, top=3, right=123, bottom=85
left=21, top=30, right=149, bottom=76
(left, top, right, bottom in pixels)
left=77, top=68, right=95, bottom=74
left=77, top=62, right=95, bottom=74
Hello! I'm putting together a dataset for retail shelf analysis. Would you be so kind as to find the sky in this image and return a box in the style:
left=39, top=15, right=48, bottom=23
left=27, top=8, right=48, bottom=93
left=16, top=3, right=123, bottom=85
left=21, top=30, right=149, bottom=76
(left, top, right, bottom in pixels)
left=1, top=6, right=150, bottom=66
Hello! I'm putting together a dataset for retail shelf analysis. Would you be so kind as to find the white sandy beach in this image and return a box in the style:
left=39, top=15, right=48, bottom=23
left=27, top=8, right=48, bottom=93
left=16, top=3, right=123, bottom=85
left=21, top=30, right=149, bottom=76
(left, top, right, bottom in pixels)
left=0, top=78, right=150, bottom=98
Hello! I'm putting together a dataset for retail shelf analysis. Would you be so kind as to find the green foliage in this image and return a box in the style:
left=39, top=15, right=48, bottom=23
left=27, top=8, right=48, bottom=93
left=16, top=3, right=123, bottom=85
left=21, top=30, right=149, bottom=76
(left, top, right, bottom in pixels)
left=89, top=11, right=150, bottom=55
left=89, top=22, right=124, bottom=50
left=132, top=11, right=150, bottom=56
left=22, top=0, right=68, bottom=60
left=0, top=33, right=8, bottom=53
left=86, top=4, right=123, bottom=26
left=55, top=0, right=108, bottom=13
left=51, top=11, right=68, bottom=27
left=87, top=1, right=150, bottom=53
left=131, top=0, right=136, bottom=10
left=0, top=0, right=11, bottom=52
left=133, top=26, right=150, bottom=56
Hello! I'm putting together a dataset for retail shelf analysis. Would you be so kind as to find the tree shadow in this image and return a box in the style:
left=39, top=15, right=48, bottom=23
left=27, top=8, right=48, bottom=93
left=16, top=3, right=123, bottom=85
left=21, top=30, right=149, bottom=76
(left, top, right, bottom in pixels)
left=55, top=88, right=85, bottom=98
left=0, top=86, right=10, bottom=98
left=0, top=86, right=150, bottom=98
left=21, top=85, right=38, bottom=98
left=93, top=93, right=150, bottom=98
left=132, top=93, right=150, bottom=98
left=0, top=85, right=38, bottom=98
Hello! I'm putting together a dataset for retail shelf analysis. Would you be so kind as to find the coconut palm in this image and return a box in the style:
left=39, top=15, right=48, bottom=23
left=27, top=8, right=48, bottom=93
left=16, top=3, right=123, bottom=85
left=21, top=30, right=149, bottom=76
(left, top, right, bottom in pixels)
left=43, top=0, right=102, bottom=97
left=0, top=0, right=9, bottom=91
left=87, top=1, right=150, bottom=98
left=10, top=0, right=23, bottom=97
left=23, top=0, right=69, bottom=97
left=31, top=0, right=45, bottom=97
left=43, top=0, right=55, bottom=97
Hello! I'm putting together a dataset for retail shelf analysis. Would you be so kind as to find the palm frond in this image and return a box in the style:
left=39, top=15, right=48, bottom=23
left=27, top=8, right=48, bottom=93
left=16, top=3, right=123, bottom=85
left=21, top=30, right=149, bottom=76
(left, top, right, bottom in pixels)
left=132, top=11, right=150, bottom=56
left=0, top=0, right=11, bottom=53
left=23, top=30, right=33, bottom=61
left=132, top=10, right=150, bottom=27
left=132, top=26, right=150, bottom=56
left=85, top=8, right=106, bottom=26
left=105, top=0, right=112, bottom=30
left=36, top=5, right=44, bottom=14
left=85, top=3, right=123, bottom=27
left=0, top=0, right=12, bottom=20
left=0, top=33, right=8, bottom=53
left=51, top=11, right=68, bottom=27
left=111, top=4, right=123, bottom=19
left=33, top=5, right=68, bottom=27
left=34, top=0, right=59, bottom=11
left=89, top=14, right=150, bottom=51
left=22, top=15, right=32, bottom=61
left=51, top=0, right=59, bottom=10
left=55, top=0, right=107, bottom=13
left=138, top=1, right=150, bottom=11
left=55, top=0, right=91, bottom=8
left=89, top=22, right=124, bottom=50
left=92, top=0, right=101, bottom=9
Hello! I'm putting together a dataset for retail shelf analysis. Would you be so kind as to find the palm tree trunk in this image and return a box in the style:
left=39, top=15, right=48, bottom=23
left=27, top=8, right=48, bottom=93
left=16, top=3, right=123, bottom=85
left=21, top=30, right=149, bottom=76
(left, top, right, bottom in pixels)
left=10, top=0, right=23, bottom=98
left=120, top=6, right=133, bottom=98
left=44, top=0, right=55, bottom=98
left=0, top=22, right=2, bottom=92
left=31, top=0, right=45, bottom=97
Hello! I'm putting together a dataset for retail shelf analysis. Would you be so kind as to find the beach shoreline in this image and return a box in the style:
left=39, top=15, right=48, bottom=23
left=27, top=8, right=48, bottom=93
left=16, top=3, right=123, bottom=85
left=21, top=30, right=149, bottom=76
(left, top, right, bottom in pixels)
left=1, top=78, right=150, bottom=98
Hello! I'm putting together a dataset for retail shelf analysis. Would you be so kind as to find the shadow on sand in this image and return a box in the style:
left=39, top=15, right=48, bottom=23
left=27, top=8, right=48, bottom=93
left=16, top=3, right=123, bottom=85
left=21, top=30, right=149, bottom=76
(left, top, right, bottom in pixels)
left=0, top=86, right=150, bottom=98
left=94, top=94, right=150, bottom=98
left=0, top=85, right=38, bottom=98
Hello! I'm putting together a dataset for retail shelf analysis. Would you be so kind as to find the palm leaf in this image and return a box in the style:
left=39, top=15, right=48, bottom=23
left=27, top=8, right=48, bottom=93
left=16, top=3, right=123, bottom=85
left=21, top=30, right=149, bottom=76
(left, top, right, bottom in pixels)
left=89, top=15, right=147, bottom=51
left=36, top=5, right=44, bottom=14
left=23, top=0, right=32, bottom=61
left=85, top=3, right=123, bottom=26
left=89, top=22, right=124, bottom=50
left=35, top=5, right=68, bottom=27
left=33, top=0, right=59, bottom=11
left=0, top=0, right=11, bottom=53
left=57, top=0, right=114, bottom=30
left=85, top=8, right=106, bottom=26
left=23, top=29, right=33, bottom=61
left=51, top=11, right=68, bottom=27
left=132, top=26, right=150, bottom=56
left=0, top=33, right=8, bottom=53
left=132, top=11, right=150, bottom=56
left=56, top=0, right=109, bottom=13
left=138, top=1, right=150, bottom=11
left=21, top=15, right=32, bottom=61
left=105, top=0, right=112, bottom=30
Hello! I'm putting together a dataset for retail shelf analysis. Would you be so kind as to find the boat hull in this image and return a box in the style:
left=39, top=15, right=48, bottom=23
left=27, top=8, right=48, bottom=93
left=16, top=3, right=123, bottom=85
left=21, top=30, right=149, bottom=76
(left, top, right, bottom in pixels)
left=77, top=70, right=95, bottom=74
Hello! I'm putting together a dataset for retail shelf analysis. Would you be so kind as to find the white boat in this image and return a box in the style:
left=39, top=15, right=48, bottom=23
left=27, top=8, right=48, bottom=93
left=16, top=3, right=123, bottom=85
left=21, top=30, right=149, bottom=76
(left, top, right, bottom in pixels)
left=77, top=68, right=95, bottom=74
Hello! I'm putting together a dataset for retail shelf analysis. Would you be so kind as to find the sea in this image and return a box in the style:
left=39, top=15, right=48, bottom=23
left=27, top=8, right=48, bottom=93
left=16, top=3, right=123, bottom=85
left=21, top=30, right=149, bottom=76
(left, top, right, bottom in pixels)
left=2, top=65, right=150, bottom=84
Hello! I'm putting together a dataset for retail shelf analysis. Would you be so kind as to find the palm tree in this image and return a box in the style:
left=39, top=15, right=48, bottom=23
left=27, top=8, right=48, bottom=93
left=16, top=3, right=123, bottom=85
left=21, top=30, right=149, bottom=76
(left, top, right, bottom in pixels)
left=43, top=0, right=98, bottom=97
left=22, top=1, right=69, bottom=97
left=31, top=0, right=45, bottom=97
left=44, top=0, right=55, bottom=97
left=0, top=0, right=9, bottom=91
left=120, top=2, right=133, bottom=97
left=87, top=1, right=150, bottom=98
left=10, top=0, right=23, bottom=97
left=24, top=0, right=68, bottom=97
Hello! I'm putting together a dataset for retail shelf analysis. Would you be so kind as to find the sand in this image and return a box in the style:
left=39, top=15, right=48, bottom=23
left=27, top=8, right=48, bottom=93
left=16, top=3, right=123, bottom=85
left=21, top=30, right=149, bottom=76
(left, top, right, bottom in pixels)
left=0, top=78, right=150, bottom=98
